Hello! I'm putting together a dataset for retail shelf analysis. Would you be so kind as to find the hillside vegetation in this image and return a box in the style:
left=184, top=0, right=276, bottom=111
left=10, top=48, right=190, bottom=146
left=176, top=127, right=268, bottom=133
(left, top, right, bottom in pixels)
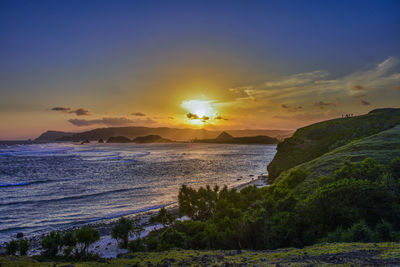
left=267, top=108, right=400, bottom=180
left=1, top=243, right=399, bottom=266
left=275, top=125, right=400, bottom=192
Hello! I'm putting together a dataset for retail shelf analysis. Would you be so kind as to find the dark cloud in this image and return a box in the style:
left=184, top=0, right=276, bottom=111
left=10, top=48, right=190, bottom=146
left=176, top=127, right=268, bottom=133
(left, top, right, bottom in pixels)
left=215, top=116, right=228, bottom=121
left=350, top=84, right=364, bottom=91
left=186, top=113, right=200, bottom=120
left=51, top=107, right=71, bottom=112
left=71, top=108, right=90, bottom=116
left=132, top=112, right=146, bottom=116
left=281, top=104, right=303, bottom=112
left=51, top=107, right=90, bottom=116
left=360, top=100, right=371, bottom=106
left=312, top=101, right=336, bottom=109
left=68, top=117, right=134, bottom=126
left=186, top=113, right=209, bottom=122
left=68, top=116, right=156, bottom=126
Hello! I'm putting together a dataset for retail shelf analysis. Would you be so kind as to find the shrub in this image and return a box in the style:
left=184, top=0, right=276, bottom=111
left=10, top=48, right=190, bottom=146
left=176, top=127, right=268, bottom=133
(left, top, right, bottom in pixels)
left=41, top=231, right=62, bottom=257
left=342, top=221, right=373, bottom=242
left=62, top=231, right=77, bottom=257
left=75, top=227, right=100, bottom=257
left=389, top=157, right=400, bottom=179
left=111, top=217, right=133, bottom=248
left=128, top=238, right=145, bottom=252
left=150, top=207, right=175, bottom=228
left=158, top=228, right=185, bottom=250
left=5, top=240, right=18, bottom=255
left=18, top=238, right=30, bottom=255
left=375, top=220, right=396, bottom=241
left=283, top=169, right=308, bottom=188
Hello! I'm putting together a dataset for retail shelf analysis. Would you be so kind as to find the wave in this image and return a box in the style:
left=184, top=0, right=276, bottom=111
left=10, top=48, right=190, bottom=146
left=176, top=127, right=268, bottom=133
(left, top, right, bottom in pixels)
left=0, top=179, right=53, bottom=188
left=0, top=186, right=149, bottom=206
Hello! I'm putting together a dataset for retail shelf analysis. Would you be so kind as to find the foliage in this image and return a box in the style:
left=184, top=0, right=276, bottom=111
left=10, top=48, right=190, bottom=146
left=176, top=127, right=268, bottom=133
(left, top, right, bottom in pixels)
left=18, top=238, right=30, bottom=256
left=150, top=207, right=175, bottom=227
left=41, top=231, right=62, bottom=257
left=137, top=157, right=400, bottom=251
left=75, top=227, right=100, bottom=258
left=267, top=108, right=400, bottom=180
left=111, top=217, right=133, bottom=248
left=5, top=240, right=18, bottom=255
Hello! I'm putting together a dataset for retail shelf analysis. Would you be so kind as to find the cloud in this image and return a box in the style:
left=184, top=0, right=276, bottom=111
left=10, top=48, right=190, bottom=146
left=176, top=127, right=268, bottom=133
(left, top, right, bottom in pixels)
left=186, top=113, right=209, bottom=122
left=186, top=113, right=199, bottom=120
left=360, top=100, right=371, bottom=106
left=350, top=84, right=364, bottom=91
left=68, top=116, right=156, bottom=127
left=215, top=116, right=228, bottom=120
left=312, top=101, right=337, bottom=109
left=51, top=107, right=90, bottom=116
left=132, top=112, right=146, bottom=116
left=51, top=107, right=71, bottom=112
left=281, top=104, right=303, bottom=112
left=71, top=108, right=90, bottom=116
left=228, top=57, right=400, bottom=110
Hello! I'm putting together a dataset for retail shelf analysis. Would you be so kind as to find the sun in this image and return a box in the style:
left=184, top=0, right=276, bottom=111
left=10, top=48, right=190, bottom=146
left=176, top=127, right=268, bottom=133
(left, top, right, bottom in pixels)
left=181, top=99, right=217, bottom=125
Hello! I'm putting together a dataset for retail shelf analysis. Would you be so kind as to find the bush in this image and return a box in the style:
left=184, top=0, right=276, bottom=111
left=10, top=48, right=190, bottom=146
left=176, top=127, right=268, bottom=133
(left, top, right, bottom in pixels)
left=111, top=217, right=133, bottom=248
left=283, top=169, right=308, bottom=188
left=150, top=207, right=175, bottom=228
left=342, top=221, right=373, bottom=242
left=75, top=227, right=100, bottom=258
left=18, top=238, right=30, bottom=255
left=5, top=240, right=18, bottom=255
left=128, top=238, right=145, bottom=252
left=41, top=231, right=62, bottom=257
left=375, top=220, right=396, bottom=241
left=61, top=231, right=77, bottom=257
left=158, top=228, right=185, bottom=250
left=389, top=157, right=400, bottom=179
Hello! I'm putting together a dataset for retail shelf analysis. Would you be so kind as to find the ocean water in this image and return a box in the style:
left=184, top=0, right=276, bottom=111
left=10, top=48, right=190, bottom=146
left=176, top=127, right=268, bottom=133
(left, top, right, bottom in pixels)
left=0, top=142, right=276, bottom=242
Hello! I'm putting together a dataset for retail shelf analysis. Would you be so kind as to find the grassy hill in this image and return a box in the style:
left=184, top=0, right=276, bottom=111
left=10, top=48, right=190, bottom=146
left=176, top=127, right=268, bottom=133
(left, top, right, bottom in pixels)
left=274, top=125, right=400, bottom=193
left=1, top=243, right=399, bottom=266
left=267, top=108, right=400, bottom=181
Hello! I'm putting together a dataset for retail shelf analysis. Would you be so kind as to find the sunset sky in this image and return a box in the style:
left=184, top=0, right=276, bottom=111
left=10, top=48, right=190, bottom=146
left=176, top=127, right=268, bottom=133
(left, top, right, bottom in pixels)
left=1, top=0, right=400, bottom=139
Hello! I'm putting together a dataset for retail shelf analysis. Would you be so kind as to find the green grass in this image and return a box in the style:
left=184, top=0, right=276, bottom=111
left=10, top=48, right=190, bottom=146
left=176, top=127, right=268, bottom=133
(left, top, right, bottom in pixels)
left=275, top=125, right=400, bottom=193
left=1, top=242, right=399, bottom=266
left=267, top=108, right=400, bottom=180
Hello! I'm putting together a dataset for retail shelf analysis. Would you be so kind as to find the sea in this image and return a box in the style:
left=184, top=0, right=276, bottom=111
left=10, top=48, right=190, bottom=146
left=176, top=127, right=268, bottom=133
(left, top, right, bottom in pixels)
left=0, top=142, right=276, bottom=243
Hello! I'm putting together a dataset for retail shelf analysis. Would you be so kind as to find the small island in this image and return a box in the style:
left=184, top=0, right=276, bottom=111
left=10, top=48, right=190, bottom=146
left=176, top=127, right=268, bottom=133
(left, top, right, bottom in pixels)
left=193, top=131, right=279, bottom=144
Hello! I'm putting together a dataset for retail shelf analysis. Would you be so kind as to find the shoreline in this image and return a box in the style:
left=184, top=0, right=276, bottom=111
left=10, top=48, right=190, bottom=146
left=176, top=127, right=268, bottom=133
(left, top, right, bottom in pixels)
left=0, top=176, right=267, bottom=258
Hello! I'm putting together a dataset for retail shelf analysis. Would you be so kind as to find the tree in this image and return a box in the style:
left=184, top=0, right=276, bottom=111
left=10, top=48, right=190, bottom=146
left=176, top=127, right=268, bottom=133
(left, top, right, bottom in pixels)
left=41, top=231, right=62, bottom=257
left=18, top=238, right=30, bottom=256
left=75, top=227, right=100, bottom=257
left=5, top=240, right=18, bottom=255
left=132, top=217, right=144, bottom=239
left=150, top=207, right=175, bottom=227
left=62, top=231, right=77, bottom=257
left=111, top=217, right=133, bottom=248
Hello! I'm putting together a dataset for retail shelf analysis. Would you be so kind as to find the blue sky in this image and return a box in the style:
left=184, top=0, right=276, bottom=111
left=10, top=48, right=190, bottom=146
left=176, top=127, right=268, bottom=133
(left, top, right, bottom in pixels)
left=1, top=0, right=399, bottom=139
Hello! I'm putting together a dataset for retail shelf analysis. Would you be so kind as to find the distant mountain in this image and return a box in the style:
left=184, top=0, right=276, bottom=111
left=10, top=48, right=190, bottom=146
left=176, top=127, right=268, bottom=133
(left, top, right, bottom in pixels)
left=194, top=132, right=279, bottom=144
left=48, top=127, right=291, bottom=142
left=107, top=136, right=132, bottom=143
left=35, top=130, right=74, bottom=142
left=133, top=135, right=173, bottom=143
left=215, top=131, right=234, bottom=142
